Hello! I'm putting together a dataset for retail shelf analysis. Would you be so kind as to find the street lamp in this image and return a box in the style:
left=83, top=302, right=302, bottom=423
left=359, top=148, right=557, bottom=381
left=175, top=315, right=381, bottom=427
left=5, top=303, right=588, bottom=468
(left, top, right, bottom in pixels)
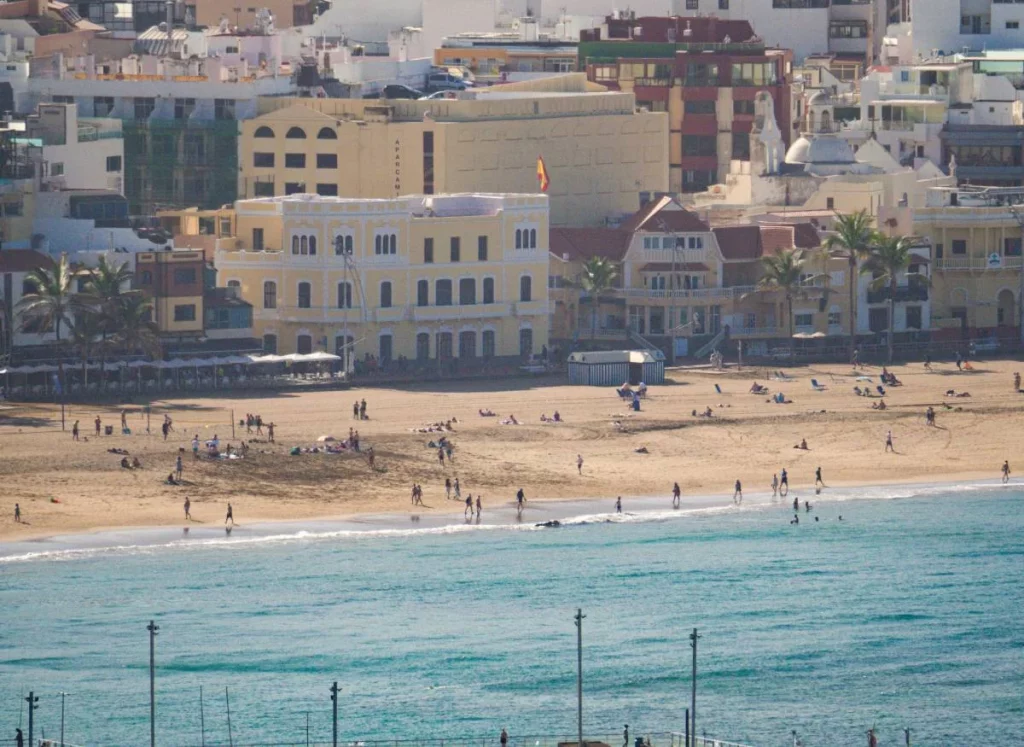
left=147, top=620, right=159, bottom=747
left=574, top=609, right=585, bottom=747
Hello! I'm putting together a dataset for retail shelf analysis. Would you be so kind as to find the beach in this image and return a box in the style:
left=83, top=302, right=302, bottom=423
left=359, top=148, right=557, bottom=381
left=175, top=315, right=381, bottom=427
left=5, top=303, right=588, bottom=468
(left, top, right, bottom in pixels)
left=2, top=358, right=1023, bottom=543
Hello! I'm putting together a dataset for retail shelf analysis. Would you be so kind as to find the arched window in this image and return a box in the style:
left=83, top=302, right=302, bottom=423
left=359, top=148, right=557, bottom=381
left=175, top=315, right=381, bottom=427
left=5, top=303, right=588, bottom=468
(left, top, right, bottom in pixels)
left=285, top=126, right=307, bottom=139
left=375, top=235, right=382, bottom=255
left=227, top=279, right=240, bottom=289
left=334, top=235, right=353, bottom=255
left=292, top=236, right=299, bottom=254
left=309, top=236, right=317, bottom=255
left=263, top=281, right=277, bottom=309
left=389, top=233, right=397, bottom=254
left=529, top=229, right=537, bottom=248
left=297, top=282, right=311, bottom=309
left=254, top=126, right=274, bottom=138
left=520, top=275, right=532, bottom=302
left=337, top=281, right=352, bottom=309
left=515, top=228, right=522, bottom=249
left=300, top=236, right=308, bottom=255
left=317, top=127, right=338, bottom=140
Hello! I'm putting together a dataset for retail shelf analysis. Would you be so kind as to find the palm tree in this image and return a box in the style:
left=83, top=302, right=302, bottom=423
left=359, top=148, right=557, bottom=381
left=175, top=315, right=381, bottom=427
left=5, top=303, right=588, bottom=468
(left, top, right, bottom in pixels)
left=67, top=310, right=106, bottom=389
left=112, top=295, right=161, bottom=359
left=16, top=254, right=79, bottom=392
left=864, top=235, right=916, bottom=365
left=823, top=210, right=880, bottom=362
left=82, top=257, right=137, bottom=372
left=755, top=248, right=808, bottom=343
left=579, top=257, right=619, bottom=339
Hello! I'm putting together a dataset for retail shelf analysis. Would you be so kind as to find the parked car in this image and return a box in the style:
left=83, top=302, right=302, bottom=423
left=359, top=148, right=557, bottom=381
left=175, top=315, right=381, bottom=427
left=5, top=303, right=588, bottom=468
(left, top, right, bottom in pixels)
left=426, top=71, right=472, bottom=92
left=362, top=84, right=423, bottom=100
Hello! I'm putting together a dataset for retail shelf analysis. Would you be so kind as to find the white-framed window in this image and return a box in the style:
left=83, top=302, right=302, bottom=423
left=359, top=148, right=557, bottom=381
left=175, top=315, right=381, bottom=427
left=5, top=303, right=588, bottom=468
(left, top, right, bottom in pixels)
left=828, top=310, right=842, bottom=327
left=794, top=312, right=814, bottom=328
left=374, top=231, right=398, bottom=255
left=515, top=225, right=538, bottom=250
left=687, top=236, right=704, bottom=249
left=333, top=233, right=354, bottom=256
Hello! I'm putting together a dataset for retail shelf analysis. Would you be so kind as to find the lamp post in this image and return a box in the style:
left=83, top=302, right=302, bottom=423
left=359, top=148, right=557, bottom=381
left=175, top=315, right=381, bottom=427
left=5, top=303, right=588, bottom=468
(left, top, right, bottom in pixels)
left=689, top=628, right=700, bottom=747
left=574, top=608, right=585, bottom=747
left=147, top=620, right=159, bottom=747
left=330, top=681, right=341, bottom=747
left=24, top=691, right=38, bottom=747
left=59, top=691, right=70, bottom=747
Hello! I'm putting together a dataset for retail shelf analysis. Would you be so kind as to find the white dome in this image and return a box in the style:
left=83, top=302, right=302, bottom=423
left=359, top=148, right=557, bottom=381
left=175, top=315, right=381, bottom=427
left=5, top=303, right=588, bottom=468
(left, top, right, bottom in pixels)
left=805, top=135, right=856, bottom=164
left=808, top=89, right=833, bottom=107
left=785, top=136, right=812, bottom=164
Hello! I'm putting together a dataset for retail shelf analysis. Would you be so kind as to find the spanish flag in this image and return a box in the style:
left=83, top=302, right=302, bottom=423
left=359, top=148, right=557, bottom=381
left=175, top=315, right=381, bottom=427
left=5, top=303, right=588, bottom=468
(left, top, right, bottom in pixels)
left=536, top=155, right=550, bottom=193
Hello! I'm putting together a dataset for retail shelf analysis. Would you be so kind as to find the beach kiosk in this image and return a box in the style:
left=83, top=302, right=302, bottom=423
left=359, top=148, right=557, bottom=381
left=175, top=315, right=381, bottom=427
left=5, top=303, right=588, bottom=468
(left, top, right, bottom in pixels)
left=567, top=350, right=665, bottom=386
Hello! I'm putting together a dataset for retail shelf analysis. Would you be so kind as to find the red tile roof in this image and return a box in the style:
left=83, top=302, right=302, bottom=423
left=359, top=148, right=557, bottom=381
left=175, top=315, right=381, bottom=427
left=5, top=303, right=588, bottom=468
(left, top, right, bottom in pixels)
left=549, top=228, right=631, bottom=262
left=713, top=225, right=763, bottom=261
left=619, top=195, right=710, bottom=233
left=0, top=249, right=54, bottom=274
left=639, top=262, right=710, bottom=272
left=760, top=225, right=796, bottom=257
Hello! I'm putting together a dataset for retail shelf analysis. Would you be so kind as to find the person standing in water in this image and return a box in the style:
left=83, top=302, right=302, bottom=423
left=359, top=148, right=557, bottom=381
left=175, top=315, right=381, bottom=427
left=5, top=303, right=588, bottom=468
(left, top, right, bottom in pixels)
left=1002, top=460, right=1011, bottom=484
left=771, top=473, right=779, bottom=497
left=793, top=496, right=799, bottom=512
left=465, top=494, right=473, bottom=518
left=615, top=496, right=622, bottom=513
left=475, top=496, right=482, bottom=516
left=780, top=468, right=789, bottom=496
left=672, top=482, right=681, bottom=508
left=516, top=488, right=526, bottom=515
left=733, top=480, right=743, bottom=504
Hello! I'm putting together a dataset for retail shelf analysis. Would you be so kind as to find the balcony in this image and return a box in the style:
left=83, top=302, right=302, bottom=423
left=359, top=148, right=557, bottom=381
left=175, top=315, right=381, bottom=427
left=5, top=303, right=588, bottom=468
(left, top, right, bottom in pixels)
left=619, top=285, right=756, bottom=301
left=729, top=326, right=782, bottom=339
left=867, top=285, right=929, bottom=304
left=935, top=256, right=1024, bottom=271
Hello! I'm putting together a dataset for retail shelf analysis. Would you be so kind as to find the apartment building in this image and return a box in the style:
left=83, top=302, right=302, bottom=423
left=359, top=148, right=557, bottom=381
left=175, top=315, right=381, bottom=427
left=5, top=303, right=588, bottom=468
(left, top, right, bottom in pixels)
left=914, top=184, right=1024, bottom=341
left=215, top=193, right=550, bottom=363
left=133, top=250, right=206, bottom=336
left=237, top=75, right=668, bottom=227
left=578, top=16, right=792, bottom=194
left=0, top=50, right=297, bottom=215
left=909, top=0, right=1024, bottom=57
left=667, top=0, right=887, bottom=66
left=22, top=102, right=124, bottom=192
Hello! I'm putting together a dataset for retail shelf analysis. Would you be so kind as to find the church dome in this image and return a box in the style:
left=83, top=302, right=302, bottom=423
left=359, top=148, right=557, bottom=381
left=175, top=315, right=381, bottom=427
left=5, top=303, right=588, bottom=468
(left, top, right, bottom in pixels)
left=785, top=136, right=812, bottom=164
left=808, top=89, right=833, bottom=107
left=805, top=134, right=856, bottom=164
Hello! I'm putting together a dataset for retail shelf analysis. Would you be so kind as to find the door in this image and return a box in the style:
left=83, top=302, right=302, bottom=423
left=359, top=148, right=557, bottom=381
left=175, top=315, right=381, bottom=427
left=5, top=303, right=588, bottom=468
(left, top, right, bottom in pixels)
left=628, top=362, right=643, bottom=385
left=459, top=330, right=477, bottom=358
left=519, top=328, right=533, bottom=357
left=379, top=334, right=393, bottom=363
left=436, top=331, right=453, bottom=359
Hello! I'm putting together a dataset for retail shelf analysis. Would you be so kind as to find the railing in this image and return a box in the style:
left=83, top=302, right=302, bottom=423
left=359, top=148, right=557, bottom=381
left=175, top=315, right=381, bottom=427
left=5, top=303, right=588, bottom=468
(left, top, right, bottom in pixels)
left=729, top=326, right=781, bottom=338
left=866, top=285, right=929, bottom=304
left=694, top=328, right=726, bottom=359
left=619, top=286, right=756, bottom=300
left=77, top=128, right=123, bottom=142
left=934, top=256, right=1024, bottom=270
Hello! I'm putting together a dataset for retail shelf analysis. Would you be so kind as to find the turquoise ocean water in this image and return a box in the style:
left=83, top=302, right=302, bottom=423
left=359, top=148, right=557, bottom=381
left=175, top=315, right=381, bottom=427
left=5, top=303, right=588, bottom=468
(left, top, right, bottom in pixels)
left=1, top=485, right=1022, bottom=746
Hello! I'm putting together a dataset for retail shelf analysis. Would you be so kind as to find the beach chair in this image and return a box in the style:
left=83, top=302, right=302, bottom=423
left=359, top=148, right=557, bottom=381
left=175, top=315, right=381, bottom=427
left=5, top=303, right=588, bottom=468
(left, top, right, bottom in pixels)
left=811, top=379, right=827, bottom=391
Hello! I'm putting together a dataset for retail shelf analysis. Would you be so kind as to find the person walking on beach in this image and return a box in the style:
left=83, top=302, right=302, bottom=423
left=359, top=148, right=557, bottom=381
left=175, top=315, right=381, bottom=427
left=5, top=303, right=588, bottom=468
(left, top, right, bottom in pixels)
left=175, top=453, right=183, bottom=482
left=1015, top=372, right=1022, bottom=392
left=192, top=434, right=200, bottom=460
left=956, top=351, right=963, bottom=372
left=121, top=409, right=128, bottom=431
left=885, top=430, right=895, bottom=453
left=72, top=419, right=79, bottom=441
left=255, top=416, right=263, bottom=436
left=465, top=494, right=473, bottom=518
left=516, top=488, right=526, bottom=515
left=445, top=477, right=452, bottom=499
left=360, top=399, right=367, bottom=420
left=438, top=447, right=445, bottom=467
left=924, top=353, right=932, bottom=371
left=672, top=482, right=681, bottom=508
left=267, top=422, right=275, bottom=443
left=454, top=477, right=461, bottom=500
left=733, top=480, right=743, bottom=504
left=476, top=496, right=482, bottom=516
left=577, top=454, right=584, bottom=475
left=1002, top=460, right=1011, bottom=484
left=353, top=401, right=360, bottom=420
left=14, top=503, right=21, bottom=523
left=780, top=468, right=789, bottom=496
left=615, top=496, right=622, bottom=513
left=815, top=467, right=824, bottom=488
left=95, top=415, right=102, bottom=435
left=852, top=348, right=860, bottom=369
left=225, top=503, right=234, bottom=526
left=184, top=496, right=191, bottom=521
left=771, top=473, right=779, bottom=497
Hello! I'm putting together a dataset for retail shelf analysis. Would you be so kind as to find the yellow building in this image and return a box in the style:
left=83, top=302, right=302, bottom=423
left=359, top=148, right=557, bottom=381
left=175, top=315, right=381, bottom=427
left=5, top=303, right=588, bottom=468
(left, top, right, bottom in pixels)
left=238, top=75, right=668, bottom=228
left=216, top=192, right=550, bottom=363
left=914, top=185, right=1024, bottom=343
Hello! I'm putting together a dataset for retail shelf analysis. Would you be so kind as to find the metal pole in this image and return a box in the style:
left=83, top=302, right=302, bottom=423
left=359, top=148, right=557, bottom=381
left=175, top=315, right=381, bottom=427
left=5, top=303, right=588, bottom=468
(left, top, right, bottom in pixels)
left=330, top=681, right=340, bottom=747
left=225, top=687, right=233, bottom=747
left=689, top=628, right=699, bottom=747
left=148, top=620, right=159, bottom=747
left=60, top=691, right=66, bottom=747
left=574, top=608, right=585, bottom=747
left=25, top=691, right=38, bottom=747
left=200, top=686, right=206, bottom=747
left=684, top=708, right=689, bottom=747
left=231, top=409, right=235, bottom=439
left=306, top=711, right=310, bottom=747
left=904, top=727, right=911, bottom=747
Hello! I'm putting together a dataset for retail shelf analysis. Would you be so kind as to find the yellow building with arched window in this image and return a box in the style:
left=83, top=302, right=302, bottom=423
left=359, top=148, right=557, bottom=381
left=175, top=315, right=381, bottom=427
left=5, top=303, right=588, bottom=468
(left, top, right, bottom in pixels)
left=215, top=192, right=550, bottom=365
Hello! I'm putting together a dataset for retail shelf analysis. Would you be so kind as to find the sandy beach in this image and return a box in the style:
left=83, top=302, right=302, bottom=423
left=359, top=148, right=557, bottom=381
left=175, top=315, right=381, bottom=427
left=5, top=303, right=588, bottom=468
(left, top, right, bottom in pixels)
left=2, top=357, right=1022, bottom=543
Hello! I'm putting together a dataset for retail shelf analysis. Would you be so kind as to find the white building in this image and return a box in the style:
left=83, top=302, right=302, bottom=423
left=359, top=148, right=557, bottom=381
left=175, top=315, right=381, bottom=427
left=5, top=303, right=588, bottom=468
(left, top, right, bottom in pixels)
left=20, top=103, right=124, bottom=193
left=909, top=0, right=1024, bottom=58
